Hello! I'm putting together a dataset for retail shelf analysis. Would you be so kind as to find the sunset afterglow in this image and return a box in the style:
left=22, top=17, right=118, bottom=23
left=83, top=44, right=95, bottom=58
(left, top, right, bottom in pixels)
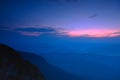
left=0, top=0, right=120, bottom=79
left=65, top=29, right=120, bottom=37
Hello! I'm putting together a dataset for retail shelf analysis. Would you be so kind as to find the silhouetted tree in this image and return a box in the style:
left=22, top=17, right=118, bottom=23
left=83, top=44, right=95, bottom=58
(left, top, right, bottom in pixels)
left=0, top=44, right=45, bottom=80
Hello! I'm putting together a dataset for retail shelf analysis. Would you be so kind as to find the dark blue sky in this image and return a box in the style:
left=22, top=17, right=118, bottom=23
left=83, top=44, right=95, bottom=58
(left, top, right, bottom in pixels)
left=0, top=0, right=120, bottom=55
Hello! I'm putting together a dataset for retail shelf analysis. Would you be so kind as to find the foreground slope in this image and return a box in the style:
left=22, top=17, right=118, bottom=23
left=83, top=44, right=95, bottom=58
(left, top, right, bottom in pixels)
left=0, top=44, right=45, bottom=80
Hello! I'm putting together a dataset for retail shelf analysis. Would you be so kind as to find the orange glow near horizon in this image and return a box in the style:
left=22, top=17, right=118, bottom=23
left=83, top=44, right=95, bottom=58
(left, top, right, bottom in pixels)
left=65, top=29, right=120, bottom=37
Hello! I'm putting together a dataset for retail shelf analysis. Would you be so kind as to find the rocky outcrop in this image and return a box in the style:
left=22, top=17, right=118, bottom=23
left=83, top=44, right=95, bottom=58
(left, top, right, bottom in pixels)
left=0, top=44, right=46, bottom=80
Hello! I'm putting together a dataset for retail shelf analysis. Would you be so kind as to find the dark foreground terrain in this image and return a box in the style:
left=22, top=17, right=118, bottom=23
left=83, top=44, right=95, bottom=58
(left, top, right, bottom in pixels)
left=1, top=44, right=120, bottom=80
left=0, top=44, right=45, bottom=80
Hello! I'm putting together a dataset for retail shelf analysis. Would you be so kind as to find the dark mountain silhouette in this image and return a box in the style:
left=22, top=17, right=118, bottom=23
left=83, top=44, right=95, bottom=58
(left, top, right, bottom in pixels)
left=0, top=44, right=87, bottom=80
left=0, top=44, right=45, bottom=80
left=1, top=44, right=120, bottom=80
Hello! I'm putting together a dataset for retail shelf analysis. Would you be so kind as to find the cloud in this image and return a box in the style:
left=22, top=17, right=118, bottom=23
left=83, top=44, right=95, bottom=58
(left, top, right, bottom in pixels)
left=58, top=0, right=79, bottom=2
left=64, top=29, right=120, bottom=38
left=109, top=31, right=120, bottom=37
left=88, top=14, right=97, bottom=19
left=15, top=27, right=57, bottom=33
left=41, top=0, right=79, bottom=4
left=112, top=32, right=120, bottom=34
left=0, top=25, right=65, bottom=37
left=17, top=31, right=41, bottom=36
left=14, top=27, right=61, bottom=36
left=1, top=25, right=120, bottom=38
left=0, top=25, right=11, bottom=30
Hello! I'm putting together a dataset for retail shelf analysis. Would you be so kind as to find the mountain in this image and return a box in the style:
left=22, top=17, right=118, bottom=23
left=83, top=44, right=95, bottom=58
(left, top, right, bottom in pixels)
left=1, top=44, right=120, bottom=80
left=0, top=44, right=86, bottom=80
left=0, top=44, right=45, bottom=80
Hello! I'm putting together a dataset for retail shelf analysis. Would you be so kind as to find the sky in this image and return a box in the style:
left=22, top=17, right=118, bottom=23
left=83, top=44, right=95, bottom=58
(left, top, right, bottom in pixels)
left=0, top=0, right=120, bottom=55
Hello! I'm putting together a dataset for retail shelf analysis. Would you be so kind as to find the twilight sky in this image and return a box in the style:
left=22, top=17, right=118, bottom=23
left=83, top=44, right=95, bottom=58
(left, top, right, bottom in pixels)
left=0, top=0, right=120, bottom=55
left=0, top=0, right=120, bottom=37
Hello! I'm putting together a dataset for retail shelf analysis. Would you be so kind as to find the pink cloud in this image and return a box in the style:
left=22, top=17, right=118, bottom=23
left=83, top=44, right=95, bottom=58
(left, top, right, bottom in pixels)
left=13, top=27, right=60, bottom=36
left=63, top=29, right=120, bottom=37
left=17, top=31, right=41, bottom=36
